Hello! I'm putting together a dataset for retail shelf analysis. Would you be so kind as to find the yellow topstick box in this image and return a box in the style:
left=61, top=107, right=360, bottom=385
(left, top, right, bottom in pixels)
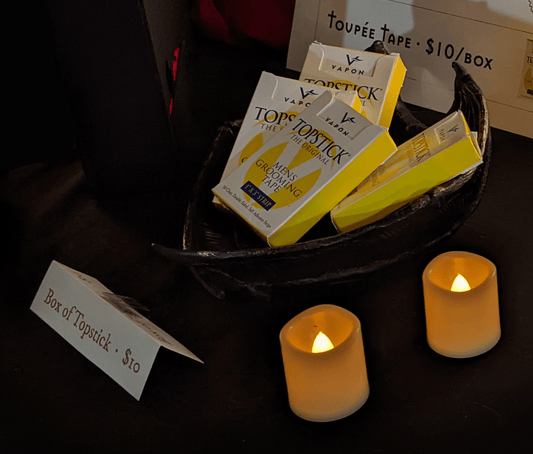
left=331, top=110, right=483, bottom=234
left=299, top=41, right=406, bottom=128
left=212, top=91, right=397, bottom=247
left=213, top=72, right=361, bottom=209
left=519, top=39, right=533, bottom=100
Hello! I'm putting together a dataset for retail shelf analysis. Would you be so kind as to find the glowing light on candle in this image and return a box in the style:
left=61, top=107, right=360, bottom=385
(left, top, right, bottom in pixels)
left=451, top=273, right=471, bottom=292
left=312, top=331, right=334, bottom=353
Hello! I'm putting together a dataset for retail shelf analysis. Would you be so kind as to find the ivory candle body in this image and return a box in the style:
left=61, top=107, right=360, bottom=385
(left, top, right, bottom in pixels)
left=279, top=304, right=369, bottom=422
left=423, top=251, right=501, bottom=358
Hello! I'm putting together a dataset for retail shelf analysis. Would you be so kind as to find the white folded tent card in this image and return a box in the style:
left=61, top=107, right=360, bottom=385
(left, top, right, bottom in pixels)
left=30, top=261, right=202, bottom=400
left=287, top=0, right=533, bottom=139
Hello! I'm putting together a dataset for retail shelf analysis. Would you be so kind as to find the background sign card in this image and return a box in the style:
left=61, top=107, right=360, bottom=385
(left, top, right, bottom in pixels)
left=30, top=261, right=202, bottom=400
left=287, top=0, right=533, bottom=139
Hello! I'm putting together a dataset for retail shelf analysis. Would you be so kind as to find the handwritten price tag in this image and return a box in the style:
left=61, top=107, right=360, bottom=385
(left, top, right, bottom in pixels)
left=30, top=261, right=202, bottom=400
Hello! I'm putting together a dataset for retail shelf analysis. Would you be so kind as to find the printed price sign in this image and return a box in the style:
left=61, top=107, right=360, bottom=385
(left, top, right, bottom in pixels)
left=287, top=0, right=533, bottom=138
left=30, top=261, right=202, bottom=400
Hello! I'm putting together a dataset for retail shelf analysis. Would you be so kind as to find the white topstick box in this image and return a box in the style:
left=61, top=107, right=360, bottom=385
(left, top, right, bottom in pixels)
left=212, top=91, right=396, bottom=247
left=299, top=41, right=406, bottom=128
left=214, top=72, right=360, bottom=209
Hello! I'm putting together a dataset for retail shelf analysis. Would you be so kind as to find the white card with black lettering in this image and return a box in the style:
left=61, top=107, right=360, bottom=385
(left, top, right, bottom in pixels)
left=287, top=0, right=533, bottom=138
left=30, top=260, right=202, bottom=400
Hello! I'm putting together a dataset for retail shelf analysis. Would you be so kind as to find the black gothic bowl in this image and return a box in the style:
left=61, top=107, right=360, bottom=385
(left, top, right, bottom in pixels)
left=153, top=61, right=491, bottom=300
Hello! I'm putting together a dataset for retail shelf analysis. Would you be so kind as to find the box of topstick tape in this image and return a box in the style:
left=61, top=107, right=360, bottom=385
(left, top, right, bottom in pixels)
left=331, top=110, right=483, bottom=233
left=299, top=42, right=406, bottom=128
left=213, top=72, right=361, bottom=210
left=212, top=91, right=397, bottom=247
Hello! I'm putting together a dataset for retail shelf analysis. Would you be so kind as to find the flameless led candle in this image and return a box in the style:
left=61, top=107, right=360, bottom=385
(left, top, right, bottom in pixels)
left=279, top=304, right=369, bottom=422
left=423, top=251, right=501, bottom=358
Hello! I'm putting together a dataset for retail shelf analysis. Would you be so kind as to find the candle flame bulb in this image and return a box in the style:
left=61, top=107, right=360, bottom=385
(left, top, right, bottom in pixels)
left=312, top=331, right=334, bottom=353
left=451, top=273, right=471, bottom=292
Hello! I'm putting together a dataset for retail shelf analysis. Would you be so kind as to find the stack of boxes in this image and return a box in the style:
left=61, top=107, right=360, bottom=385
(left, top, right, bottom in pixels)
left=212, top=42, right=483, bottom=247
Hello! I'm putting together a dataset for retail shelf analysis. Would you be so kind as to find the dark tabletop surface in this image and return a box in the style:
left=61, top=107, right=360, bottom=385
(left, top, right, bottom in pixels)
left=1, top=13, right=532, bottom=454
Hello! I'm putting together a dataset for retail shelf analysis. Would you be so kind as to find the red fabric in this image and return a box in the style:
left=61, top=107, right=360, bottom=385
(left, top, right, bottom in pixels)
left=195, top=0, right=296, bottom=49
